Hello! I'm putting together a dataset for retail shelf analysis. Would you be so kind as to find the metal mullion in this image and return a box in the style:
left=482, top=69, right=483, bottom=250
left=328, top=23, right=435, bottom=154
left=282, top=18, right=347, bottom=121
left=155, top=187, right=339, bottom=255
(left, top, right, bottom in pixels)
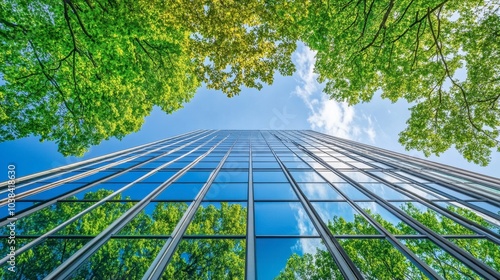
left=0, top=130, right=216, bottom=227
left=287, top=132, right=500, bottom=242
left=43, top=133, right=226, bottom=279
left=262, top=131, right=364, bottom=280
left=297, top=131, right=500, bottom=218
left=306, top=131, right=500, bottom=200
left=0, top=130, right=213, bottom=206
left=312, top=130, right=500, bottom=188
left=388, top=171, right=500, bottom=220
left=0, top=130, right=203, bottom=188
left=142, top=132, right=238, bottom=280
left=245, top=135, right=255, bottom=280
left=276, top=131, right=443, bottom=280
left=293, top=133, right=500, bottom=280
left=361, top=170, right=500, bottom=243
left=0, top=133, right=219, bottom=266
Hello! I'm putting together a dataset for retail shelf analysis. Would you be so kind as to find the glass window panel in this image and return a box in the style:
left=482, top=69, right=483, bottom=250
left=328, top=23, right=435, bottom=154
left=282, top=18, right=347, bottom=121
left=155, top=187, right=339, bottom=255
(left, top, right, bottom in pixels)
left=24, top=183, right=87, bottom=201
left=339, top=239, right=428, bottom=279
left=283, top=161, right=310, bottom=169
left=0, top=202, right=37, bottom=220
left=162, top=239, right=245, bottom=279
left=252, top=156, right=276, bottom=161
left=142, top=171, right=176, bottom=183
left=360, top=183, right=410, bottom=200
left=395, top=172, right=430, bottom=183
left=449, top=238, right=500, bottom=272
left=193, top=161, right=220, bottom=169
left=392, top=202, right=476, bottom=235
left=435, top=202, right=500, bottom=233
left=356, top=202, right=419, bottom=235
left=111, top=183, right=157, bottom=200
left=395, top=183, right=445, bottom=200
left=298, top=183, right=344, bottom=200
left=469, top=201, right=500, bottom=215
left=402, top=239, right=481, bottom=279
left=312, top=202, right=379, bottom=235
left=175, top=171, right=213, bottom=183
left=290, top=171, right=326, bottom=183
left=222, top=161, right=249, bottom=169
left=56, top=201, right=136, bottom=236
left=335, top=183, right=371, bottom=200
left=308, top=162, right=327, bottom=168
left=253, top=171, right=288, bottom=183
left=348, top=161, right=372, bottom=168
left=214, top=171, right=248, bottom=183
left=1, top=238, right=90, bottom=279
left=369, top=171, right=408, bottom=183
left=256, top=238, right=340, bottom=279
left=425, top=183, right=474, bottom=200
left=254, top=183, right=298, bottom=200
left=255, top=202, right=317, bottom=236
left=186, top=202, right=247, bottom=235
left=155, top=183, right=203, bottom=200
left=46, top=171, right=115, bottom=183
left=118, top=202, right=189, bottom=235
left=341, top=171, right=378, bottom=183
left=318, top=171, right=345, bottom=182
left=278, top=156, right=303, bottom=162
left=162, top=161, right=191, bottom=169
left=106, top=171, right=148, bottom=183
left=140, top=161, right=171, bottom=169
left=325, top=161, right=351, bottom=169
left=1, top=198, right=120, bottom=236
left=226, top=156, right=249, bottom=162
left=253, top=161, right=280, bottom=168
left=70, top=238, right=164, bottom=279
left=205, top=183, right=248, bottom=200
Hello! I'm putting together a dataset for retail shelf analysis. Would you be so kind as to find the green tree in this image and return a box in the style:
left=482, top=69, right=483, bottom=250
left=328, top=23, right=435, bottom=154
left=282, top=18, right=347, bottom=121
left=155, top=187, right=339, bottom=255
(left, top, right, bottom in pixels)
left=2, top=1, right=499, bottom=164
left=297, top=0, right=500, bottom=165
left=276, top=204, right=499, bottom=279
left=0, top=0, right=295, bottom=156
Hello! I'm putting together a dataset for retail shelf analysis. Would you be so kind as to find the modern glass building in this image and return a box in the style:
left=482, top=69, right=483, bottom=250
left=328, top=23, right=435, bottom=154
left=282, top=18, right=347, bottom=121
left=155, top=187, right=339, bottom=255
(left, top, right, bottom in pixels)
left=1, top=130, right=499, bottom=279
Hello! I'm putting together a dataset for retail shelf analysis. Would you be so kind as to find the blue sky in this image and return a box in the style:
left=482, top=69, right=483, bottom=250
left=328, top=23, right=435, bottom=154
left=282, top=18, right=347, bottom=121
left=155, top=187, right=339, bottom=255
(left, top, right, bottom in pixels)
left=1, top=45, right=499, bottom=178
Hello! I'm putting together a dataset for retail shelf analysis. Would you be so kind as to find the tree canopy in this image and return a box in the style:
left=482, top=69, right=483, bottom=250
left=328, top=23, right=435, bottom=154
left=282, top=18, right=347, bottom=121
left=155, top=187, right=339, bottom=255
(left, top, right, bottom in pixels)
left=1, top=0, right=499, bottom=164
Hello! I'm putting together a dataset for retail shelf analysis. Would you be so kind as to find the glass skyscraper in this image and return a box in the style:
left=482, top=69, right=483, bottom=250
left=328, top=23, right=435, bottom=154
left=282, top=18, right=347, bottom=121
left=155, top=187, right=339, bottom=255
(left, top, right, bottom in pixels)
left=1, top=130, right=499, bottom=279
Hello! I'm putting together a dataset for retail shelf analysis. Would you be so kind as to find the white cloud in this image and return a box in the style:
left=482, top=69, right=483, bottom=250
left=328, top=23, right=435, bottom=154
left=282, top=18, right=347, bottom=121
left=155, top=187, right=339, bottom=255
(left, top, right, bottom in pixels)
left=293, top=45, right=376, bottom=143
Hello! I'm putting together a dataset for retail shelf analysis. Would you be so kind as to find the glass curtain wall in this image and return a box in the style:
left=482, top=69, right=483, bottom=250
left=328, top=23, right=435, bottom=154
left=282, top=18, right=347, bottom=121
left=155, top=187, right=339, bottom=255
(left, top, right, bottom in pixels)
left=0, top=130, right=499, bottom=279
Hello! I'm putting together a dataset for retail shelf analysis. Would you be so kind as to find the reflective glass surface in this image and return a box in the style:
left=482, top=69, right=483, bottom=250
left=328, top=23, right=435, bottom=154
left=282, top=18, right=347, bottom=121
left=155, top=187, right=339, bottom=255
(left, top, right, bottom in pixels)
left=256, top=238, right=340, bottom=279
left=312, top=202, right=379, bottom=235
left=253, top=183, right=298, bottom=200
left=163, top=239, right=246, bottom=279
left=255, top=202, right=317, bottom=236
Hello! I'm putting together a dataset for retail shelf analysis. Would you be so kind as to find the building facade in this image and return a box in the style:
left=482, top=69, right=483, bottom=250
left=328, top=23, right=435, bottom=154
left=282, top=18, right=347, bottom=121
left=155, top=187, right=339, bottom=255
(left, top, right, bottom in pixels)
left=0, top=130, right=499, bottom=279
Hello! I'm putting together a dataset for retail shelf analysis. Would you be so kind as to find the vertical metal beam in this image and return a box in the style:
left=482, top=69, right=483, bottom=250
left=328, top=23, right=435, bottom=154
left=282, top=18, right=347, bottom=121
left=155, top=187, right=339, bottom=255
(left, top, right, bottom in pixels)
left=0, top=131, right=217, bottom=266
left=290, top=131, right=500, bottom=280
left=0, top=130, right=215, bottom=228
left=0, top=130, right=204, bottom=188
left=142, top=132, right=237, bottom=280
left=260, top=131, right=364, bottom=280
left=44, top=133, right=226, bottom=280
left=245, top=134, right=256, bottom=280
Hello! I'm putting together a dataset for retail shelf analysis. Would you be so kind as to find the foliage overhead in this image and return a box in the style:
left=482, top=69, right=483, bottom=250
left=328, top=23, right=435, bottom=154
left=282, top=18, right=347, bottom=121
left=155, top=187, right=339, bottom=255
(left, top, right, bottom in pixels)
left=1, top=0, right=499, bottom=164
